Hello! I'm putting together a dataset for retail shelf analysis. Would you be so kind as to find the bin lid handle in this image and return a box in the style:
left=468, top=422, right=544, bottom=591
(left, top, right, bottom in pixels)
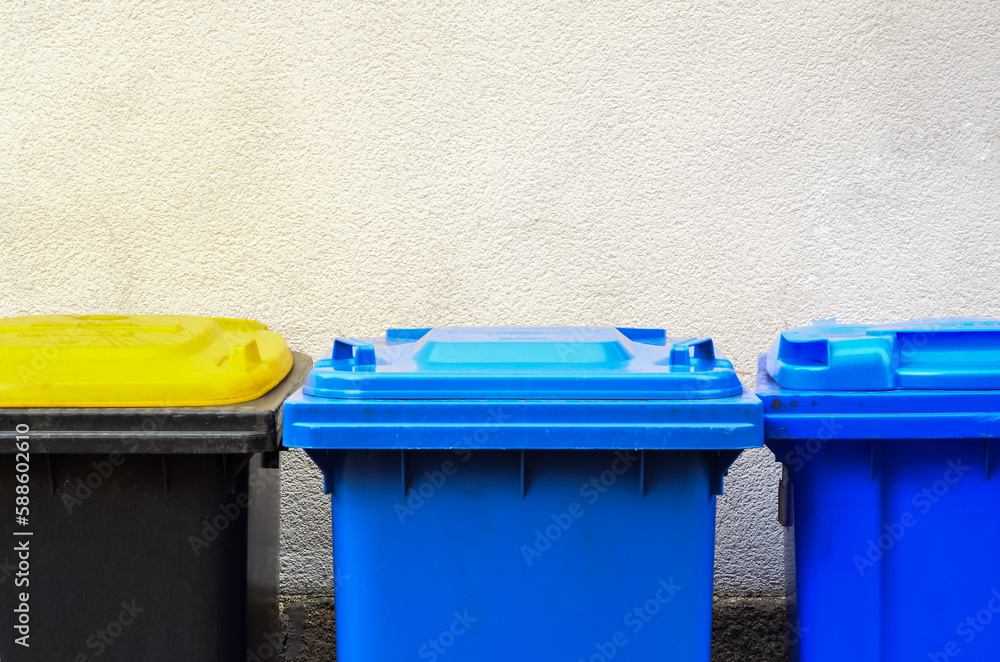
left=333, top=338, right=376, bottom=370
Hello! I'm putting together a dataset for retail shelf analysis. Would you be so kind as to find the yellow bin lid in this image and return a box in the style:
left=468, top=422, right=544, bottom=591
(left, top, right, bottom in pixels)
left=0, top=315, right=294, bottom=407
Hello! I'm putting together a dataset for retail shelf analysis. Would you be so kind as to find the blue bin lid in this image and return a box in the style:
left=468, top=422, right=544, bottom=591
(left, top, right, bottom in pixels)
left=767, top=317, right=1000, bottom=391
left=304, top=327, right=743, bottom=399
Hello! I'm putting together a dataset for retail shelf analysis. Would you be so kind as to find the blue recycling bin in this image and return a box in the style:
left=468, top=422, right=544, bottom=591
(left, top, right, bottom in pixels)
left=758, top=318, right=1000, bottom=662
left=283, top=327, right=762, bottom=661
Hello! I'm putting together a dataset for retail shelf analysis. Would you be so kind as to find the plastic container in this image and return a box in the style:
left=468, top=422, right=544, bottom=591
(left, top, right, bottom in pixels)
left=0, top=315, right=310, bottom=662
left=283, top=326, right=762, bottom=661
left=758, top=318, right=1000, bottom=662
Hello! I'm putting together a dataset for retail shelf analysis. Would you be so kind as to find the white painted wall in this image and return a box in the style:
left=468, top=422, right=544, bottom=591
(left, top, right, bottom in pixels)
left=2, top=0, right=999, bottom=596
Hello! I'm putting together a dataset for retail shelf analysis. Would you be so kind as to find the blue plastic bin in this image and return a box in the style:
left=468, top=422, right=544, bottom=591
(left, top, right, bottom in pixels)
left=283, top=327, right=761, bottom=661
left=759, top=318, right=1000, bottom=662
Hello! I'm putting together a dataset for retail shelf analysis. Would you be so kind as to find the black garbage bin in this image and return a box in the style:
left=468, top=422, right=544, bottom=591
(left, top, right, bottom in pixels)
left=0, top=315, right=309, bottom=662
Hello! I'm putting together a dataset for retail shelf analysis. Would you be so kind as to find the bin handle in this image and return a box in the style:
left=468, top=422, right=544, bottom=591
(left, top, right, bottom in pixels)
left=669, top=338, right=715, bottom=367
left=333, top=338, right=376, bottom=368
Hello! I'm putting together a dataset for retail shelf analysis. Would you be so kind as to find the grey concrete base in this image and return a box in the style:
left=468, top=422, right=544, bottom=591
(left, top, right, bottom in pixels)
left=711, top=596, right=789, bottom=662
left=278, top=595, right=788, bottom=661
left=279, top=596, right=337, bottom=662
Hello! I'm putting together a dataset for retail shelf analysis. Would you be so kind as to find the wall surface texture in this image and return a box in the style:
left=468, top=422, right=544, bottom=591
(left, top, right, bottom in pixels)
left=2, top=0, right=999, bottom=607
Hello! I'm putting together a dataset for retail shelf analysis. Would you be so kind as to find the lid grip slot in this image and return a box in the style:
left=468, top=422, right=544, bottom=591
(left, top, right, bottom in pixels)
left=890, top=330, right=1000, bottom=389
left=669, top=338, right=715, bottom=367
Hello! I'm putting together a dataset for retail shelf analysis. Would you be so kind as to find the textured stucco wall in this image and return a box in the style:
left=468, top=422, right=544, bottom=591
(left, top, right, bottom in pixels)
left=2, top=0, right=1000, bottom=601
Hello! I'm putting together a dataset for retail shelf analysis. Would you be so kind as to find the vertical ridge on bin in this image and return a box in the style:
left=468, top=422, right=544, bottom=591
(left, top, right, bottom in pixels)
left=45, top=455, right=56, bottom=495
left=520, top=448, right=526, bottom=499
left=983, top=439, right=991, bottom=480
left=870, top=440, right=876, bottom=481
left=401, top=449, right=407, bottom=498
left=161, top=453, right=171, bottom=494
left=638, top=449, right=646, bottom=497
